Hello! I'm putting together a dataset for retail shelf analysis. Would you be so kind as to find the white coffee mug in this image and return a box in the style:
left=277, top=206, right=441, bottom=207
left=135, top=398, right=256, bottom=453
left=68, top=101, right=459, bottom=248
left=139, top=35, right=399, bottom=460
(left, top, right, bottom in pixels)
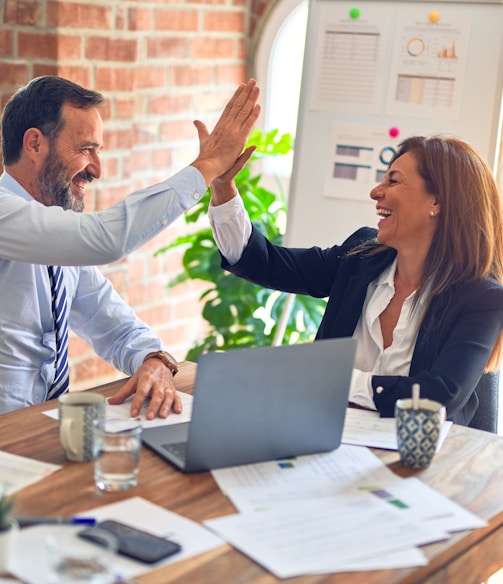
left=58, top=393, right=106, bottom=462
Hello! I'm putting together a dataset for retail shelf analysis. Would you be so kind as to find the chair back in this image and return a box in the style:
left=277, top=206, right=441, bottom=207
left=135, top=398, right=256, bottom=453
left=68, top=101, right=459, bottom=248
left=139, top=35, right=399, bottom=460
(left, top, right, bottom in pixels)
left=468, top=372, right=500, bottom=433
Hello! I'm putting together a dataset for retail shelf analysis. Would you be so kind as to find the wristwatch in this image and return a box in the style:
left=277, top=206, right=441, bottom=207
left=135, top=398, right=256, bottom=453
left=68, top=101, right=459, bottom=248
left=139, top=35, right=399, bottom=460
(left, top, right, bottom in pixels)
left=143, top=350, right=179, bottom=377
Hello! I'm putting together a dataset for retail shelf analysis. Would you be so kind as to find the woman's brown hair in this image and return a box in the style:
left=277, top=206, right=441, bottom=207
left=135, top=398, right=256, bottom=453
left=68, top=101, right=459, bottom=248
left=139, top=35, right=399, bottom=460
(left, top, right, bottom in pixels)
left=372, top=135, right=503, bottom=370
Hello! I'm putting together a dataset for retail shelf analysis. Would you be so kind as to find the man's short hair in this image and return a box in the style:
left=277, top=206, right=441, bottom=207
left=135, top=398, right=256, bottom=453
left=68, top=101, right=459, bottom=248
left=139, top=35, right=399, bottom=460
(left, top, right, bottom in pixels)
left=1, top=76, right=104, bottom=165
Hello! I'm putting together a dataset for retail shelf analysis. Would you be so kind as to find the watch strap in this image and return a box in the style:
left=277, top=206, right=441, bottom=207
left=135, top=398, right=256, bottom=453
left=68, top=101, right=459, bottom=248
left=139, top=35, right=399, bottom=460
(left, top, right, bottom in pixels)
left=143, top=350, right=179, bottom=376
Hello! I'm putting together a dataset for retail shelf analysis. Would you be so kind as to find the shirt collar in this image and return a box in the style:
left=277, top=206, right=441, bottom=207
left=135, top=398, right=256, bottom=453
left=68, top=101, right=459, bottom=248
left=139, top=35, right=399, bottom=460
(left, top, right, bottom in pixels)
left=374, top=257, right=397, bottom=289
left=0, top=171, right=33, bottom=202
left=372, top=256, right=432, bottom=306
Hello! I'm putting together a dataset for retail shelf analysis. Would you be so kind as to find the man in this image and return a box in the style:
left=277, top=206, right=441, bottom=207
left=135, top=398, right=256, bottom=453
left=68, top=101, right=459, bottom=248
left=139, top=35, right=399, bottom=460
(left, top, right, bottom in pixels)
left=0, top=75, right=260, bottom=417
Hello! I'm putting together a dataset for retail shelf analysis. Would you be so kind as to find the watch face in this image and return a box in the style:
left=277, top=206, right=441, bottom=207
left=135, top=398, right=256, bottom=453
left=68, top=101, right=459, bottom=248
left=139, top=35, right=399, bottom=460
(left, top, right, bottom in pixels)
left=163, top=351, right=178, bottom=366
left=159, top=352, right=178, bottom=375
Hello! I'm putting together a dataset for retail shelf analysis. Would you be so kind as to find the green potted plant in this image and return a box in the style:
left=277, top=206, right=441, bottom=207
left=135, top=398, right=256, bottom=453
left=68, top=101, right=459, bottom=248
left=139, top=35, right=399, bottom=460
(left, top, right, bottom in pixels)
left=0, top=490, right=17, bottom=573
left=155, top=129, right=327, bottom=361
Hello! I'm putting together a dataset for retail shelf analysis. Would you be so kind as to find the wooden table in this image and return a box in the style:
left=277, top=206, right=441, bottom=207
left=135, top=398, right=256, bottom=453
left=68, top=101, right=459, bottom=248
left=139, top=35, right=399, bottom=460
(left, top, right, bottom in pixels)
left=1, top=361, right=503, bottom=584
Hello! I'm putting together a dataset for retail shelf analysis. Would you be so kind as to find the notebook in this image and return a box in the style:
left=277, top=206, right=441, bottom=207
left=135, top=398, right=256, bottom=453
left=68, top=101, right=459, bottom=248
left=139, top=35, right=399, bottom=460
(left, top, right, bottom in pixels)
left=141, top=338, right=357, bottom=473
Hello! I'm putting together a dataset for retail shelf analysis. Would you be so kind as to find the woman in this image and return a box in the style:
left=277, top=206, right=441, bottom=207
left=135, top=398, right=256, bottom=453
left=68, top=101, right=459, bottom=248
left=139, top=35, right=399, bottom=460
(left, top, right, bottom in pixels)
left=208, top=135, right=503, bottom=427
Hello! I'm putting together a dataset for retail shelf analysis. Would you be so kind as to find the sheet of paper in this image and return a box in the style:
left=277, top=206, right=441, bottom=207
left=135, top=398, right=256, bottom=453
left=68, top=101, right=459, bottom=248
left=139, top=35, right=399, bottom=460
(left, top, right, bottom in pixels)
left=9, top=496, right=224, bottom=584
left=370, top=477, right=487, bottom=533
left=342, top=408, right=452, bottom=450
left=212, top=444, right=400, bottom=512
left=43, top=391, right=193, bottom=432
left=212, top=446, right=485, bottom=535
left=205, top=494, right=440, bottom=578
left=339, top=547, right=427, bottom=572
left=0, top=450, right=61, bottom=495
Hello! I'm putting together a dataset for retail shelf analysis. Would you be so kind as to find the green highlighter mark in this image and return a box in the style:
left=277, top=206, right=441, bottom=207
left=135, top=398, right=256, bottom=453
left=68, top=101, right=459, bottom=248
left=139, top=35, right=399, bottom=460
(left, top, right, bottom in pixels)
left=388, top=498, right=409, bottom=509
left=359, top=485, right=410, bottom=509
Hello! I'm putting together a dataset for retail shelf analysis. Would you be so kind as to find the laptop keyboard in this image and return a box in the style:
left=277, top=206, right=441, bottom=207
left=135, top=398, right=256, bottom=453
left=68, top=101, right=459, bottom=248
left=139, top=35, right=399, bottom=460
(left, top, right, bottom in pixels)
left=161, top=441, right=187, bottom=463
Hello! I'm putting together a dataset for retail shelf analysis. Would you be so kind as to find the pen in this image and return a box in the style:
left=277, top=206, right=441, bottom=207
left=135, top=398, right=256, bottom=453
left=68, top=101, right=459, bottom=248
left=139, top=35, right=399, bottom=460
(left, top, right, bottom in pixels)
left=16, top=517, right=97, bottom=528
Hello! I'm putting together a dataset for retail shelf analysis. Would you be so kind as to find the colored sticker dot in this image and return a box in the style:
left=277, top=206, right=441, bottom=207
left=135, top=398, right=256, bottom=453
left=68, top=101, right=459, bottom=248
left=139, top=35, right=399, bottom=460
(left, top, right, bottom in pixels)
left=429, top=11, right=440, bottom=23
left=349, top=7, right=360, bottom=19
left=389, top=127, right=399, bottom=138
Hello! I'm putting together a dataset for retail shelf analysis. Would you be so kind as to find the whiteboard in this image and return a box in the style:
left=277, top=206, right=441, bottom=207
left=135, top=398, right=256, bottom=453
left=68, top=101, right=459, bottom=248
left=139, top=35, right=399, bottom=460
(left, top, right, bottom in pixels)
left=285, top=0, right=503, bottom=248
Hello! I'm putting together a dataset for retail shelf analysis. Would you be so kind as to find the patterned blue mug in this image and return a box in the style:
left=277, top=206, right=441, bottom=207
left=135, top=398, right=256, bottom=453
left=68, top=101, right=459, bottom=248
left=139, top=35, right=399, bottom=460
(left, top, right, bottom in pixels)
left=395, top=398, right=446, bottom=468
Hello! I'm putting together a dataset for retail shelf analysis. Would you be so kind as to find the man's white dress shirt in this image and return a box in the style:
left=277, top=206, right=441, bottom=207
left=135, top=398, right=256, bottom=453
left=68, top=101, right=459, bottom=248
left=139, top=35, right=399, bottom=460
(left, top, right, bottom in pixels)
left=0, top=168, right=206, bottom=413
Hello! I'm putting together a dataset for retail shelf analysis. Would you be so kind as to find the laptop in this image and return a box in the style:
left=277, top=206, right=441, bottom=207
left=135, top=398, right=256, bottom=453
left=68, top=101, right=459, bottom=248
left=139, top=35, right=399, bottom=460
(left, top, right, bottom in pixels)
left=141, top=337, right=357, bottom=473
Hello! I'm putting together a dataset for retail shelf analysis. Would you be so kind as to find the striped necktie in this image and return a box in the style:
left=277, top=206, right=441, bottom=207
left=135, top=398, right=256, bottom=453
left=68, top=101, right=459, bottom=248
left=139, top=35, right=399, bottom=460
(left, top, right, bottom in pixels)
left=46, top=265, right=70, bottom=400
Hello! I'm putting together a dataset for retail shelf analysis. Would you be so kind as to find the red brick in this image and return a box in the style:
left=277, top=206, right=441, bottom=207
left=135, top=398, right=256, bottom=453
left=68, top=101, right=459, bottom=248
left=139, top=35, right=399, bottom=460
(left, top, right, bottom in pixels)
left=96, top=67, right=135, bottom=92
left=134, top=67, right=167, bottom=89
left=155, top=9, right=198, bottom=32
left=103, top=128, right=134, bottom=150
left=216, top=63, right=248, bottom=85
left=131, top=149, right=150, bottom=172
left=127, top=280, right=166, bottom=306
left=0, top=62, right=28, bottom=86
left=46, top=1, right=112, bottom=29
left=18, top=32, right=58, bottom=59
left=114, top=96, right=135, bottom=120
left=4, top=0, right=40, bottom=26
left=160, top=119, right=198, bottom=142
left=18, top=32, right=81, bottom=60
left=203, top=10, right=246, bottom=33
left=170, top=65, right=213, bottom=87
left=145, top=37, right=191, bottom=59
left=115, top=6, right=126, bottom=30
left=0, top=31, right=13, bottom=55
left=152, top=148, right=172, bottom=169
left=86, top=37, right=138, bottom=62
left=102, top=157, right=120, bottom=180
left=57, top=35, right=83, bottom=59
left=133, top=123, right=158, bottom=145
left=136, top=303, right=172, bottom=327
left=193, top=37, right=234, bottom=59
left=128, top=7, right=152, bottom=31
left=148, top=93, right=192, bottom=116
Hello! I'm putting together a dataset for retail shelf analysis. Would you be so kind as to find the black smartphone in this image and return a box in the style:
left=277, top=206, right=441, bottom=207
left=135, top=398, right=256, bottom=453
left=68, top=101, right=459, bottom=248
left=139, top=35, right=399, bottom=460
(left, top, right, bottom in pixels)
left=78, top=519, right=182, bottom=564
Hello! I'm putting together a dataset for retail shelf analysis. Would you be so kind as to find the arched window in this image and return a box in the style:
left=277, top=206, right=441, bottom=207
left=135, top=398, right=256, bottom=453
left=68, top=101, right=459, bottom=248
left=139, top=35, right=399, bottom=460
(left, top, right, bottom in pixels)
left=252, top=0, right=308, bottom=181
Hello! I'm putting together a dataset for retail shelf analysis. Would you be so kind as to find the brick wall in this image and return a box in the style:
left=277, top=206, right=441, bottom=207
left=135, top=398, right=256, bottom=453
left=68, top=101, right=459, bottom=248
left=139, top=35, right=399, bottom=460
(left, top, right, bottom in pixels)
left=0, top=0, right=272, bottom=391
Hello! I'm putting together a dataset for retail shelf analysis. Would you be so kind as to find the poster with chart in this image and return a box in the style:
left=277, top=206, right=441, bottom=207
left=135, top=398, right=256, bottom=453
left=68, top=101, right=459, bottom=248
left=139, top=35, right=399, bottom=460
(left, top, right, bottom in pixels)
left=385, top=6, right=472, bottom=120
left=309, top=2, right=392, bottom=114
left=323, top=123, right=414, bottom=201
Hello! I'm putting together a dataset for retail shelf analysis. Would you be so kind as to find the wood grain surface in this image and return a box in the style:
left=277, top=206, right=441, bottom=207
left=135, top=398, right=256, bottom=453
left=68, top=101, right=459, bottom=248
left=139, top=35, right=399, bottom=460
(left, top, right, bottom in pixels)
left=1, top=361, right=502, bottom=584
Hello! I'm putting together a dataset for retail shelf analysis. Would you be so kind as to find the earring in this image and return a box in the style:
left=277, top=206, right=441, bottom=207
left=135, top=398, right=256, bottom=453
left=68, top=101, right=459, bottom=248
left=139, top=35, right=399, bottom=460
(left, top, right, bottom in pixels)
left=429, top=210, right=436, bottom=217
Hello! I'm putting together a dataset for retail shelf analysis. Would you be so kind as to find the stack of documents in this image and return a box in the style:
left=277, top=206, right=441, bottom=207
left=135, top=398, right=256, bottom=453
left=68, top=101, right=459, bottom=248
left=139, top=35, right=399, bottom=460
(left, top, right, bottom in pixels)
left=206, top=444, right=485, bottom=578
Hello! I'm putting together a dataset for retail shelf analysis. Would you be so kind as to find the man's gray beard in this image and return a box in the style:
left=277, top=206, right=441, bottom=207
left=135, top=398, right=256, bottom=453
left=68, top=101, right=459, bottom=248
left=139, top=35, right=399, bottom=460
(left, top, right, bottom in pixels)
left=37, top=153, right=84, bottom=212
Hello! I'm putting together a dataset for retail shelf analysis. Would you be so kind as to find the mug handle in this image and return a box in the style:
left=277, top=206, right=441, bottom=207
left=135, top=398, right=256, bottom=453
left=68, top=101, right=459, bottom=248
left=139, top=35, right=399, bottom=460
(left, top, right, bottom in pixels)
left=60, top=418, right=78, bottom=456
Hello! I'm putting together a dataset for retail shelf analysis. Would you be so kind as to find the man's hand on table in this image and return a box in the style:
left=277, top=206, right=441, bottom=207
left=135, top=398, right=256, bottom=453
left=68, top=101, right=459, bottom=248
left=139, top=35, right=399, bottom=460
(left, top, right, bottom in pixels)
left=107, top=358, right=182, bottom=420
